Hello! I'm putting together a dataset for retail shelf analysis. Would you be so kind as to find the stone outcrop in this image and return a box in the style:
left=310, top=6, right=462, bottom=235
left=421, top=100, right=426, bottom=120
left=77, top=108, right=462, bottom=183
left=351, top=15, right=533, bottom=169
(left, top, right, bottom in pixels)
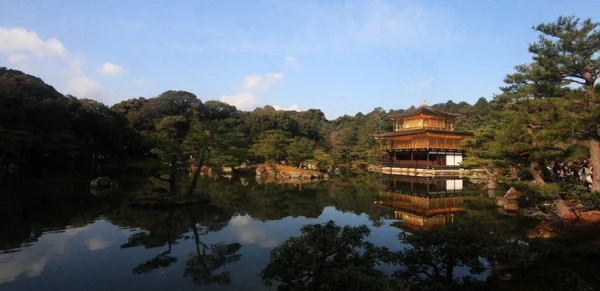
left=504, top=187, right=524, bottom=200
left=496, top=197, right=519, bottom=211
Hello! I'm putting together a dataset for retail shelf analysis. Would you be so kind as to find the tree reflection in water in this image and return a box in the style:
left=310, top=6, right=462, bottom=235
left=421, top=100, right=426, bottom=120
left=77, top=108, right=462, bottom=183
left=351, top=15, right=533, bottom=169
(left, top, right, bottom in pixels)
left=117, top=204, right=242, bottom=286
left=184, top=212, right=242, bottom=285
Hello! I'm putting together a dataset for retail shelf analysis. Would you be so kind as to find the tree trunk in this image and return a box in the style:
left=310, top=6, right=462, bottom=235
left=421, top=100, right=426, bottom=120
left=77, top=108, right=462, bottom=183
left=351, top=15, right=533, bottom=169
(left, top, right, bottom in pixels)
left=530, top=160, right=546, bottom=184
left=589, top=138, right=600, bottom=192
left=186, top=147, right=208, bottom=195
left=169, top=158, right=178, bottom=194
left=445, top=262, right=454, bottom=284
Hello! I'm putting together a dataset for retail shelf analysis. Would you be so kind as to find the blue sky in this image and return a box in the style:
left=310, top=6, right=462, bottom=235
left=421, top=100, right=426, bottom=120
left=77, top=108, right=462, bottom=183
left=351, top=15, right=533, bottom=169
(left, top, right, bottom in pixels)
left=1, top=0, right=598, bottom=119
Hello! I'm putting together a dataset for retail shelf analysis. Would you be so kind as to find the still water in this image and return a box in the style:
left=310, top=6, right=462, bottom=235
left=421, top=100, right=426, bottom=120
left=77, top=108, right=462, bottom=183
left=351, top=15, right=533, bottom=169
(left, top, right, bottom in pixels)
left=0, top=174, right=501, bottom=290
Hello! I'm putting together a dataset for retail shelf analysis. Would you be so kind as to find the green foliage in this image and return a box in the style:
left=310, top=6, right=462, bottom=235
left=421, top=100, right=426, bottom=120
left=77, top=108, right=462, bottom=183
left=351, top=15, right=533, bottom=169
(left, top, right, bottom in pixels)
left=577, top=191, right=600, bottom=210
left=249, top=130, right=291, bottom=163
left=260, top=220, right=392, bottom=291
left=511, top=181, right=561, bottom=201
left=313, top=149, right=334, bottom=171
left=285, top=137, right=315, bottom=167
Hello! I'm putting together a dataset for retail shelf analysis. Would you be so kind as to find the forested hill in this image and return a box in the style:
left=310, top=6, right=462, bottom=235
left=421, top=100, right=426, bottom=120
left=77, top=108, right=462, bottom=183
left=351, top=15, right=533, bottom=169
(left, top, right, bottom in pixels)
left=0, top=66, right=488, bottom=177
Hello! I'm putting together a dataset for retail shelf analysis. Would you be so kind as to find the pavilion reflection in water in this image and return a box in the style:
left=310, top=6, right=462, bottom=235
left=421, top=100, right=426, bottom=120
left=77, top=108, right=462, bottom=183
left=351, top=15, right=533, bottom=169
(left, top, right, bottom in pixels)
left=374, top=175, right=465, bottom=230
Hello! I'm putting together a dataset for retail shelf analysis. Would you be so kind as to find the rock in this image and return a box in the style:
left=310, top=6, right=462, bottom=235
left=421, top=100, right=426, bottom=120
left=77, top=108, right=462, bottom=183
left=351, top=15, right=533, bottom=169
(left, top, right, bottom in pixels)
left=495, top=197, right=519, bottom=211
left=222, top=166, right=233, bottom=173
left=334, top=167, right=341, bottom=174
left=323, top=174, right=329, bottom=180
left=240, top=177, right=249, bottom=186
left=291, top=171, right=300, bottom=179
left=487, top=179, right=497, bottom=190
left=527, top=221, right=558, bottom=239
left=504, top=187, right=523, bottom=200
left=256, top=165, right=266, bottom=175
left=255, top=175, right=265, bottom=184
left=90, top=176, right=111, bottom=188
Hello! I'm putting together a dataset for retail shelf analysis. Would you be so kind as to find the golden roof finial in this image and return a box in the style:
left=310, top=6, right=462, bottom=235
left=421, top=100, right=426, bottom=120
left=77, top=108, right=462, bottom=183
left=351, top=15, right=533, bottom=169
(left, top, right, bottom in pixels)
left=421, top=99, right=427, bottom=106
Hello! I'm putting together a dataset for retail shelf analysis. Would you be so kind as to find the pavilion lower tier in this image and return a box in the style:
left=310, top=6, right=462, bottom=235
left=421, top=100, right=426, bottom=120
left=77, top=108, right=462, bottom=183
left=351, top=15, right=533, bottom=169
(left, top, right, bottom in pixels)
left=383, top=149, right=465, bottom=168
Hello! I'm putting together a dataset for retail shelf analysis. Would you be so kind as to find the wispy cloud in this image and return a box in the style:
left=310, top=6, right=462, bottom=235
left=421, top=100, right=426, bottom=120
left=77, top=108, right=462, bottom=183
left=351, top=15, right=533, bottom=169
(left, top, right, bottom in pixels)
left=85, top=238, right=110, bottom=251
left=402, top=79, right=432, bottom=93
left=173, top=1, right=459, bottom=55
left=133, top=78, right=149, bottom=85
left=221, top=72, right=289, bottom=111
left=220, top=92, right=257, bottom=111
left=283, top=56, right=304, bottom=69
left=244, top=73, right=284, bottom=92
left=273, top=104, right=299, bottom=111
left=98, top=62, right=125, bottom=75
left=229, top=215, right=278, bottom=248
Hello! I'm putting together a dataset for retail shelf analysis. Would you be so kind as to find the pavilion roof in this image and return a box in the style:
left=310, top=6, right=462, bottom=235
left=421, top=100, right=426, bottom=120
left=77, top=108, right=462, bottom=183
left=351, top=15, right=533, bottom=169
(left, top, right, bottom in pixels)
left=373, top=128, right=472, bottom=138
left=390, top=105, right=459, bottom=119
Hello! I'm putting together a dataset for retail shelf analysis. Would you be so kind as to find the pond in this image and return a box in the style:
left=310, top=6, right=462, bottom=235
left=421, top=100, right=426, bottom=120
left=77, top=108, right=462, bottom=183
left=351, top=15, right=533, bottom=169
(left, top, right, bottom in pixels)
left=0, top=174, right=517, bottom=290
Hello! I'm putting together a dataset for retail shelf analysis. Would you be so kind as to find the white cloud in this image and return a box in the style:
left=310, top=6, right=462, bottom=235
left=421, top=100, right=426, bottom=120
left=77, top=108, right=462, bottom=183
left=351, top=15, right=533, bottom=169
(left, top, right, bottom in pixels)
left=0, top=225, right=91, bottom=283
left=230, top=215, right=278, bottom=248
left=229, top=214, right=252, bottom=226
left=273, top=104, right=299, bottom=111
left=98, top=62, right=125, bottom=75
left=8, top=52, right=28, bottom=63
left=402, top=79, right=432, bottom=93
left=0, top=27, right=117, bottom=104
left=283, top=56, right=303, bottom=69
left=222, top=72, right=295, bottom=112
left=220, top=92, right=257, bottom=111
left=85, top=238, right=110, bottom=251
left=0, top=27, right=67, bottom=58
left=243, top=73, right=284, bottom=92
left=133, top=78, right=149, bottom=85
left=68, top=76, right=105, bottom=97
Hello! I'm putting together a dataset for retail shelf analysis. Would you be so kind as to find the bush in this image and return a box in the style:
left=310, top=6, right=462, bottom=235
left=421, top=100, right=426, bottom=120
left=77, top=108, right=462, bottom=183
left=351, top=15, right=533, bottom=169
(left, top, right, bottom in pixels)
left=511, top=181, right=561, bottom=202
left=579, top=191, right=600, bottom=210
left=557, top=176, right=600, bottom=210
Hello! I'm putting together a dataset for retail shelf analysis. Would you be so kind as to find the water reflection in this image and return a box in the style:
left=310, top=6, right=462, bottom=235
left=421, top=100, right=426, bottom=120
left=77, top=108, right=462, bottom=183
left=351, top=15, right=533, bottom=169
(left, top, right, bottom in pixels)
left=115, top=204, right=241, bottom=285
left=0, top=174, right=492, bottom=290
left=374, top=175, right=466, bottom=230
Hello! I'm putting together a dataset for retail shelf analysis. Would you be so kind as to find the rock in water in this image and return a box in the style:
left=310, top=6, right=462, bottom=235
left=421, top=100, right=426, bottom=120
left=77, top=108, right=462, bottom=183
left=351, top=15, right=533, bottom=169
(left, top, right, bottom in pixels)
left=90, top=176, right=111, bottom=188
left=504, top=187, right=523, bottom=200
left=495, top=197, right=519, bottom=211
